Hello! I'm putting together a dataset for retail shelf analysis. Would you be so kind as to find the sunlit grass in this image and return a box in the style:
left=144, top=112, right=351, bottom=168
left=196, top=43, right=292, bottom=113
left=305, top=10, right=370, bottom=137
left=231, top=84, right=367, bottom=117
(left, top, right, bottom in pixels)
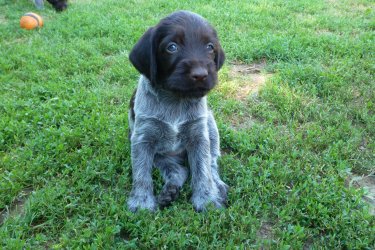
left=0, top=0, right=374, bottom=248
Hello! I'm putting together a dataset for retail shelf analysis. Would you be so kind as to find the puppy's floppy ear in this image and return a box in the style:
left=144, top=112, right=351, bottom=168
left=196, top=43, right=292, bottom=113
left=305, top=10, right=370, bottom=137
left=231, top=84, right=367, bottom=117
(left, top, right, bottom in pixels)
left=129, top=27, right=158, bottom=84
left=215, top=43, right=225, bottom=70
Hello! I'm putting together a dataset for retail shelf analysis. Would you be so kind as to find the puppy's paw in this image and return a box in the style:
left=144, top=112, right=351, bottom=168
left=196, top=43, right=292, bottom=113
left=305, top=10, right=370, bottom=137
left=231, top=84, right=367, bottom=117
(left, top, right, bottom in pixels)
left=215, top=180, right=229, bottom=206
left=191, top=184, right=227, bottom=212
left=127, top=192, right=157, bottom=212
left=157, top=184, right=180, bottom=209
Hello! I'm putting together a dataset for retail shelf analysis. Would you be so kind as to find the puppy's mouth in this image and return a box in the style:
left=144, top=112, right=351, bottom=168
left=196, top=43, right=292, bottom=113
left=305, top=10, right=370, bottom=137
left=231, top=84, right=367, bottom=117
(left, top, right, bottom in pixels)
left=165, top=78, right=215, bottom=98
left=166, top=85, right=210, bottom=98
left=182, top=87, right=211, bottom=98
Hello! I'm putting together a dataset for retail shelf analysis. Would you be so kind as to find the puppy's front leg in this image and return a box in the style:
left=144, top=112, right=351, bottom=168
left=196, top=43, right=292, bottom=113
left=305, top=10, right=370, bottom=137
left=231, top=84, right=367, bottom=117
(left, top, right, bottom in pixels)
left=187, top=124, right=224, bottom=211
left=208, top=111, right=229, bottom=205
left=127, top=140, right=157, bottom=212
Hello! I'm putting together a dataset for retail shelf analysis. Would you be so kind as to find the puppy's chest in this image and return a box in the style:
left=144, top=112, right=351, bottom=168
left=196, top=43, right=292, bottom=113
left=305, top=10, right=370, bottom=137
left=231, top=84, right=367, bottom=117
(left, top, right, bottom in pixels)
left=161, top=120, right=187, bottom=153
left=133, top=84, right=208, bottom=154
left=150, top=117, right=205, bottom=154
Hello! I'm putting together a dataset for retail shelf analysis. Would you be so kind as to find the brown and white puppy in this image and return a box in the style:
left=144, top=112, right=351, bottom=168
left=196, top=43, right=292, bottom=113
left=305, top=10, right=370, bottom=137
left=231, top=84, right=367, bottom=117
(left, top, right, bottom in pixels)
left=128, top=11, right=228, bottom=212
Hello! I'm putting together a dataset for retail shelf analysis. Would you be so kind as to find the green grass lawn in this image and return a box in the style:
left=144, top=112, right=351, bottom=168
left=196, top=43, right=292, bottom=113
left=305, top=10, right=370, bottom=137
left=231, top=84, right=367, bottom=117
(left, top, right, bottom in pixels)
left=0, top=0, right=374, bottom=248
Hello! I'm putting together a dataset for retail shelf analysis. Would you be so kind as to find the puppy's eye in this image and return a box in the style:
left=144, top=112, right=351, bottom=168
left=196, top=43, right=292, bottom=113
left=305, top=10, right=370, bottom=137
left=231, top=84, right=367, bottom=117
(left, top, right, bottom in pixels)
left=166, top=42, right=178, bottom=53
left=206, top=43, right=215, bottom=52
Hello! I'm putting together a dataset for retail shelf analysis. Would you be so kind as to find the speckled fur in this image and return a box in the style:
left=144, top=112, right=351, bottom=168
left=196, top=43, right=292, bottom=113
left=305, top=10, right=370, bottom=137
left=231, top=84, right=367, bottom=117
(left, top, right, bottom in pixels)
left=127, top=11, right=228, bottom=212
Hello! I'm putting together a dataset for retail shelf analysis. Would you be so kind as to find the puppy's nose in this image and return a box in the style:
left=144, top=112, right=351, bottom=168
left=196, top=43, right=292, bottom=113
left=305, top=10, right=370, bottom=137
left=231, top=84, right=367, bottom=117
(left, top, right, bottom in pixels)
left=190, top=67, right=208, bottom=81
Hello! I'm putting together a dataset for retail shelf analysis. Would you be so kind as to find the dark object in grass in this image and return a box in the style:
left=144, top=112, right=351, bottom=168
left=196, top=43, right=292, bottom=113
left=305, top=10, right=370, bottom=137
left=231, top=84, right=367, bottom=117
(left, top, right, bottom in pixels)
left=46, top=0, right=67, bottom=11
left=127, top=11, right=228, bottom=212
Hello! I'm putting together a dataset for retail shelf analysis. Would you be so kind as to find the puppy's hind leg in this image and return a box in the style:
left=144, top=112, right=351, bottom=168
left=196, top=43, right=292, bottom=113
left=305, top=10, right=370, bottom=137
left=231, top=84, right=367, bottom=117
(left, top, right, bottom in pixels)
left=154, top=153, right=189, bottom=208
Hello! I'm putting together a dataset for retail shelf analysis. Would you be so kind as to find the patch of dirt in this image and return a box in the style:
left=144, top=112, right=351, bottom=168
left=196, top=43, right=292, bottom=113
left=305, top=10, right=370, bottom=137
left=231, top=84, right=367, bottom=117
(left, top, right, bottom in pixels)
left=0, top=15, right=7, bottom=24
left=315, top=29, right=336, bottom=36
left=257, top=221, right=273, bottom=240
left=346, top=173, right=375, bottom=215
left=296, top=13, right=316, bottom=25
left=222, top=60, right=272, bottom=130
left=326, top=0, right=338, bottom=5
left=347, top=2, right=372, bottom=12
left=228, top=113, right=257, bottom=130
left=0, top=187, right=33, bottom=225
left=303, top=238, right=315, bottom=250
left=359, top=137, right=368, bottom=152
left=229, top=60, right=271, bottom=101
left=325, top=0, right=370, bottom=17
left=4, top=37, right=28, bottom=46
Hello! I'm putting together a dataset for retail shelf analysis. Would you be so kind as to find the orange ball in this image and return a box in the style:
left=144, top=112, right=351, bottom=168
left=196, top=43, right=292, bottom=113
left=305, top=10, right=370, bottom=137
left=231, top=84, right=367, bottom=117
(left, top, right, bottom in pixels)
left=20, top=12, right=43, bottom=30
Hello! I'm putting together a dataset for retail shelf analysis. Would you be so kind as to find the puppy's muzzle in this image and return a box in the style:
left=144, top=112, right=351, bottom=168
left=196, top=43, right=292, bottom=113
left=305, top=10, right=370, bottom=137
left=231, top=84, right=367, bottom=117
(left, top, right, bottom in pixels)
left=190, top=67, right=208, bottom=82
left=181, top=59, right=212, bottom=80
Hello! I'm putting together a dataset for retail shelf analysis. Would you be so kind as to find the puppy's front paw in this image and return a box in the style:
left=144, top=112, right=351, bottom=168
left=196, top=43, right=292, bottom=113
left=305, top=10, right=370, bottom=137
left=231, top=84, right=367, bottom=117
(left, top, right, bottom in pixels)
left=127, top=192, right=157, bottom=212
left=216, top=180, right=229, bottom=206
left=191, top=184, right=227, bottom=212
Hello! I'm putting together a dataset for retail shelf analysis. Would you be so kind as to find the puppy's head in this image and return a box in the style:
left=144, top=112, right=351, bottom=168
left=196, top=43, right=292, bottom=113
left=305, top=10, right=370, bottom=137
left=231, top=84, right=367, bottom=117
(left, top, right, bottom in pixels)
left=129, top=11, right=225, bottom=98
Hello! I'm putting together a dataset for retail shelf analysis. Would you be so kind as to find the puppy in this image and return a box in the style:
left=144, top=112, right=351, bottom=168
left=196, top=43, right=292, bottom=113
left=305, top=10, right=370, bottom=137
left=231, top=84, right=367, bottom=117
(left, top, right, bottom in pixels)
left=33, top=0, right=68, bottom=11
left=46, top=0, right=67, bottom=11
left=128, top=11, right=228, bottom=212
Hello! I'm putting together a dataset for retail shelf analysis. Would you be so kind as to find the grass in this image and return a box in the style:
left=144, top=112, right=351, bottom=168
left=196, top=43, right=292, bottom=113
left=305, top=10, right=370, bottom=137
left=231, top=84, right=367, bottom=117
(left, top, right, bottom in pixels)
left=0, top=0, right=374, bottom=248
